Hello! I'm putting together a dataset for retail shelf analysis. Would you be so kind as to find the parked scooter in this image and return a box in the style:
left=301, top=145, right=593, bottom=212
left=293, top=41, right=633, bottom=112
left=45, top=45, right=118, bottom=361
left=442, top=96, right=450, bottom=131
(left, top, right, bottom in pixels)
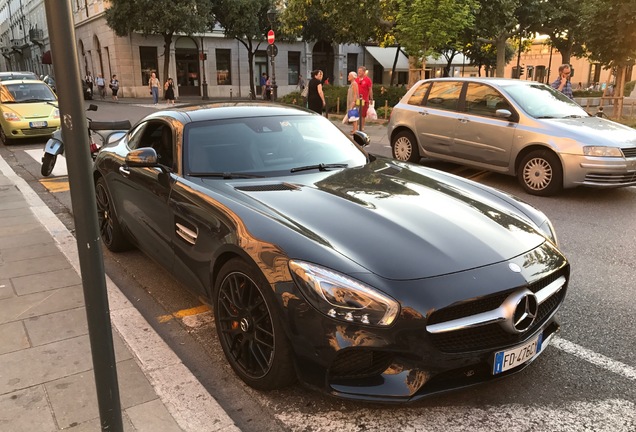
left=41, top=104, right=131, bottom=177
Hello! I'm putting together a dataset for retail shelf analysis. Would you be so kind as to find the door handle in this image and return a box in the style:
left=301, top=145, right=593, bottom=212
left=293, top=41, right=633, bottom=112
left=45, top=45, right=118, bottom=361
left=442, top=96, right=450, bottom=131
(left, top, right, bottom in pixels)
left=418, top=111, right=429, bottom=116
left=118, top=166, right=130, bottom=176
left=458, top=117, right=469, bottom=123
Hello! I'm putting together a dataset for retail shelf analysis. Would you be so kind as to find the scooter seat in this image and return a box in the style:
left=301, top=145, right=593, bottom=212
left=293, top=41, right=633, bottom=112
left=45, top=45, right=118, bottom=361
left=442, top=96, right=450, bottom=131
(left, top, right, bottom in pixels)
left=89, top=120, right=131, bottom=131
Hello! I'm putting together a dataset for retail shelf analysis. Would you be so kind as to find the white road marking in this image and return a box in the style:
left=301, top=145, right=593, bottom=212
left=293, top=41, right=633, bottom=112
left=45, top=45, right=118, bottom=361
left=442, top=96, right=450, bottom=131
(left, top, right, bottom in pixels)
left=24, top=149, right=68, bottom=177
left=553, top=336, right=636, bottom=381
left=274, top=399, right=636, bottom=432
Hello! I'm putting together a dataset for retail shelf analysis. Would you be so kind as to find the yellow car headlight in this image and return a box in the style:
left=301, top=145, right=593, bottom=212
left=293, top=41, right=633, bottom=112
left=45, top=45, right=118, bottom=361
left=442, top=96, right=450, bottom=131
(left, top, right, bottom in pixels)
left=3, top=111, right=21, bottom=122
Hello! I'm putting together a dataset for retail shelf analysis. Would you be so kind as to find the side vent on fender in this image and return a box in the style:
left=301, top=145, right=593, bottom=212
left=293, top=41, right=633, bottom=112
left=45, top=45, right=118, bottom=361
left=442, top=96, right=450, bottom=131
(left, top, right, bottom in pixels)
left=235, top=183, right=299, bottom=192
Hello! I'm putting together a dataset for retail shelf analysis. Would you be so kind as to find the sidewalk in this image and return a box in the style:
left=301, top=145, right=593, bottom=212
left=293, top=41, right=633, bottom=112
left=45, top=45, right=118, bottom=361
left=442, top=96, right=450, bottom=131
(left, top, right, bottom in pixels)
left=0, top=156, right=239, bottom=431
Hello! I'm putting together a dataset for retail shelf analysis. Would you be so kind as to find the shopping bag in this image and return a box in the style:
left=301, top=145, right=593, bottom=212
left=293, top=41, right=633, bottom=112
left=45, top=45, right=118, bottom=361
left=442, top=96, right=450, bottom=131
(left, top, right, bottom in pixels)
left=367, top=100, right=378, bottom=120
left=347, top=107, right=359, bottom=122
left=301, top=86, right=308, bottom=98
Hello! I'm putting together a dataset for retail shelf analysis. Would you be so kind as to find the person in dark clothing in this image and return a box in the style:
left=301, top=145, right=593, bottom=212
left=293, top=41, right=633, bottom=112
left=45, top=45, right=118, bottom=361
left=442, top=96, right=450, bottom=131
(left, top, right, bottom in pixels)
left=307, top=69, right=326, bottom=114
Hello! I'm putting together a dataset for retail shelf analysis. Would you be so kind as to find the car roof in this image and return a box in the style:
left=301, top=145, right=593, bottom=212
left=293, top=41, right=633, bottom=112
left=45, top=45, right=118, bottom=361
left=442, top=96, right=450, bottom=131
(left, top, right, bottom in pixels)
left=417, top=77, right=542, bottom=87
left=144, top=101, right=316, bottom=123
left=0, top=79, right=50, bottom=86
left=0, top=71, right=39, bottom=80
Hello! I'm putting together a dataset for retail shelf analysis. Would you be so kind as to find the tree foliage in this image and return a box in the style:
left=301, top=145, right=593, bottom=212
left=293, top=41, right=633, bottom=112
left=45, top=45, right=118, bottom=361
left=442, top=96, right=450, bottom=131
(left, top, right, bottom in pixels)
left=105, top=0, right=211, bottom=88
left=210, top=0, right=273, bottom=99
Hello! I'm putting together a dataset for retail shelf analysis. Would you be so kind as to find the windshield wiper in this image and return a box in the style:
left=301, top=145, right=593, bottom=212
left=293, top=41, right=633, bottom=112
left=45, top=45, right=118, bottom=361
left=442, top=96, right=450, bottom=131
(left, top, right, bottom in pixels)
left=536, top=115, right=556, bottom=119
left=562, top=114, right=584, bottom=118
left=188, top=172, right=264, bottom=179
left=290, top=163, right=348, bottom=173
left=19, top=98, right=47, bottom=103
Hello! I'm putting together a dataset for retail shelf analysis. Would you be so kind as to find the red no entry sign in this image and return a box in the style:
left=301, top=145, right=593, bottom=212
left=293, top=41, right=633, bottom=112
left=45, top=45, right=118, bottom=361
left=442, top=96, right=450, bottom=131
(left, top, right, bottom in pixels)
left=267, top=30, right=275, bottom=45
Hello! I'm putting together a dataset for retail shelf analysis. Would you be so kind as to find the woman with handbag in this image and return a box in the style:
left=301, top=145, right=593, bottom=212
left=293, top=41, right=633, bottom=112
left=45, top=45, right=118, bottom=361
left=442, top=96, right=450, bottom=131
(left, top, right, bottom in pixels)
left=346, top=71, right=359, bottom=134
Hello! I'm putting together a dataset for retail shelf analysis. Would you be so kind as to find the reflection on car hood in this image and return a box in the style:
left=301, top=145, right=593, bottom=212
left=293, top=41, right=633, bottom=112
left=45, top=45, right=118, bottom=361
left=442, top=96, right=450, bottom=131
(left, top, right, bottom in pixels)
left=547, top=116, right=636, bottom=147
left=230, top=160, right=546, bottom=280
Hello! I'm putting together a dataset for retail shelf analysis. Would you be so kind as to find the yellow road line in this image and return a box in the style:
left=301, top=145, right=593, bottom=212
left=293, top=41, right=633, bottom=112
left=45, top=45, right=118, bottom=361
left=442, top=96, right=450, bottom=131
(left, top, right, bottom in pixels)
left=39, top=176, right=70, bottom=193
left=158, top=304, right=211, bottom=323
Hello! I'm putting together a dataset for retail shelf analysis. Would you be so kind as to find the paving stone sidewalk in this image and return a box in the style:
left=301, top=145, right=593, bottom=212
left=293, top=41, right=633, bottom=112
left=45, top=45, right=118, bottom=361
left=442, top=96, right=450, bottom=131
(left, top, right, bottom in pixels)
left=0, top=156, right=239, bottom=432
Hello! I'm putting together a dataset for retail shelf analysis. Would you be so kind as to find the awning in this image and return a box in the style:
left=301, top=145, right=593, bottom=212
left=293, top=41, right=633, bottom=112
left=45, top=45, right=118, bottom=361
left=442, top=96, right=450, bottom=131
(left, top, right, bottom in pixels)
left=41, top=50, right=52, bottom=64
left=364, top=47, right=409, bottom=71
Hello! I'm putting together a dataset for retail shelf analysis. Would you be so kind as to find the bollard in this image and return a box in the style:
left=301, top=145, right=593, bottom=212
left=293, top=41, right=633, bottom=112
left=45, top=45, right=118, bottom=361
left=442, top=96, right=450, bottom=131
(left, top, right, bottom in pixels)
left=384, top=100, right=388, bottom=119
left=337, top=97, right=340, bottom=114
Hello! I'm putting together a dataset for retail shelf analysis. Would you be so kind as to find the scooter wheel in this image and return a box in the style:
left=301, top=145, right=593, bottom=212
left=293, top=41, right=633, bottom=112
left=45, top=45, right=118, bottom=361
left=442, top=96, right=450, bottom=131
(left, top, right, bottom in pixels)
left=41, top=153, right=57, bottom=177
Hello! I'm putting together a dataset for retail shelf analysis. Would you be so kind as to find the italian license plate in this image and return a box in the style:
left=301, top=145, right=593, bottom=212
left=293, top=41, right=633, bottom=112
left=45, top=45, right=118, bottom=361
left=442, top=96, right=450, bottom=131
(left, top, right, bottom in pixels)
left=30, top=121, right=48, bottom=128
left=493, top=333, right=543, bottom=375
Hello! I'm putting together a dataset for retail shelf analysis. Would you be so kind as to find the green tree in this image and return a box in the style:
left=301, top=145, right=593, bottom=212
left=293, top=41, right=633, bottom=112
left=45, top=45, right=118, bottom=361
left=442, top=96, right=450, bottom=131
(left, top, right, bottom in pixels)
left=105, top=0, right=211, bottom=91
left=581, top=0, right=636, bottom=115
left=394, top=0, right=477, bottom=84
left=529, top=0, right=583, bottom=66
left=211, top=0, right=273, bottom=99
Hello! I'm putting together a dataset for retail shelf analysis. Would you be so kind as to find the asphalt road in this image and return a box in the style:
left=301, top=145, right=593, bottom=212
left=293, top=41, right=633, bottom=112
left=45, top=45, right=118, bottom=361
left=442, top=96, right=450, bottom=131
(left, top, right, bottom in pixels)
left=2, top=99, right=635, bottom=432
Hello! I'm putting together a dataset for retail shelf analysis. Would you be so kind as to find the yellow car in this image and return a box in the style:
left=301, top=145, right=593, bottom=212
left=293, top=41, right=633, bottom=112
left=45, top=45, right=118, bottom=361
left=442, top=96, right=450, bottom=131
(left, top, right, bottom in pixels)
left=0, top=79, right=60, bottom=144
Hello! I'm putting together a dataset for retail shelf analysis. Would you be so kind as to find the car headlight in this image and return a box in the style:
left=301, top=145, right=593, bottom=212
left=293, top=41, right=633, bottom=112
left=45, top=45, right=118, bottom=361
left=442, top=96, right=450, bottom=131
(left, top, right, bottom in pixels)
left=289, top=260, right=399, bottom=326
left=3, top=111, right=20, bottom=121
left=583, top=146, right=623, bottom=157
left=53, top=108, right=60, bottom=119
left=537, top=218, right=559, bottom=246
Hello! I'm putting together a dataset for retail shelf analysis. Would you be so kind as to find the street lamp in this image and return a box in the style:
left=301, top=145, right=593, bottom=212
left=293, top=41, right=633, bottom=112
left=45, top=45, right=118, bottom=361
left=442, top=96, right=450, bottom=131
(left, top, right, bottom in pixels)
left=267, top=8, right=278, bottom=101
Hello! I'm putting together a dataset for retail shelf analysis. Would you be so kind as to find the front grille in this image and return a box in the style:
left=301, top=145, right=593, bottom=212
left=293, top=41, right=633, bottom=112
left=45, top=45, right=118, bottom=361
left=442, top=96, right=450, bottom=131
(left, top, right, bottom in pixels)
left=584, top=171, right=636, bottom=185
left=20, top=127, right=57, bottom=136
left=329, top=350, right=393, bottom=380
left=428, top=268, right=568, bottom=353
left=621, top=147, right=636, bottom=158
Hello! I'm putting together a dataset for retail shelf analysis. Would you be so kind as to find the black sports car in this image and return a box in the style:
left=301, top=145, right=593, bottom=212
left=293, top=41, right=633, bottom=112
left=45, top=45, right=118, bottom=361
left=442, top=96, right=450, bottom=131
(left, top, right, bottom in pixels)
left=93, top=102, right=569, bottom=402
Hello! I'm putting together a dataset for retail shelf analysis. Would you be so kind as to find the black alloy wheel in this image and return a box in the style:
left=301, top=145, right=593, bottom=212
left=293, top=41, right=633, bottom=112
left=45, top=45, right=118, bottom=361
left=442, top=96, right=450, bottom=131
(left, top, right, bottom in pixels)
left=41, top=153, right=57, bottom=177
left=392, top=130, right=420, bottom=163
left=95, top=177, right=131, bottom=252
left=0, top=126, right=13, bottom=145
left=214, top=259, right=295, bottom=390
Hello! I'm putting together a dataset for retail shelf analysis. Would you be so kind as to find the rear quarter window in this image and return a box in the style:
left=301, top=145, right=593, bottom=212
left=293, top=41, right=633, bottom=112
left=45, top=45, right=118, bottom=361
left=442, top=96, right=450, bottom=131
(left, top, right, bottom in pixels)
left=424, top=81, right=463, bottom=111
left=407, top=82, right=431, bottom=106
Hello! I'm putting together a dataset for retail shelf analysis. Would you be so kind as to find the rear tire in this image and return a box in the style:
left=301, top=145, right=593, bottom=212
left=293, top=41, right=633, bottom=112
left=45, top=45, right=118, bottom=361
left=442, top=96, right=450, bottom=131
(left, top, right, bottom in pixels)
left=391, top=130, right=420, bottom=163
left=41, top=153, right=57, bottom=177
left=214, top=258, right=296, bottom=390
left=518, top=149, right=563, bottom=196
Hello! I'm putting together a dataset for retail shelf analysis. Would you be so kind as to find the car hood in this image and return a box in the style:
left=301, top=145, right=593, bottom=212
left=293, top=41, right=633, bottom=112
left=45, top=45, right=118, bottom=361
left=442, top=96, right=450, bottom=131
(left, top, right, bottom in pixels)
left=225, top=160, right=546, bottom=280
left=2, top=102, right=57, bottom=118
left=546, top=116, right=636, bottom=147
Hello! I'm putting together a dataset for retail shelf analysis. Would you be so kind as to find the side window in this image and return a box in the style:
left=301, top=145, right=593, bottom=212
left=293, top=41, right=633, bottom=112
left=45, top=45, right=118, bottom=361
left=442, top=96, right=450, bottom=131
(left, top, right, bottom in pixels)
left=424, top=81, right=462, bottom=111
left=465, top=83, right=510, bottom=118
left=407, top=82, right=431, bottom=106
left=127, top=123, right=148, bottom=150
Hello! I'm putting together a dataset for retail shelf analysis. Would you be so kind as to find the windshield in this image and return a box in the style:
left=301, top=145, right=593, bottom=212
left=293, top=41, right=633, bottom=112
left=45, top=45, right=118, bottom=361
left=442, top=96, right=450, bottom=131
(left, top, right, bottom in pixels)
left=184, top=114, right=367, bottom=176
left=503, top=83, right=589, bottom=119
left=0, top=82, right=57, bottom=103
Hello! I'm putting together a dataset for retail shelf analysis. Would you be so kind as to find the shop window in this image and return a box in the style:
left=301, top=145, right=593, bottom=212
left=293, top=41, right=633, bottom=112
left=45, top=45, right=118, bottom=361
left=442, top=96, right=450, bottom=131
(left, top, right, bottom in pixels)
left=140, top=47, right=158, bottom=85
left=288, top=51, right=300, bottom=85
left=216, top=49, right=231, bottom=85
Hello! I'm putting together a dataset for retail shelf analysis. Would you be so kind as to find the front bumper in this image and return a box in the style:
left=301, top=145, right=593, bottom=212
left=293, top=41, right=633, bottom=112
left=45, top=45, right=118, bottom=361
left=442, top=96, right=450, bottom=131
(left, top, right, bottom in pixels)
left=279, top=243, right=570, bottom=402
left=562, top=153, right=636, bottom=188
left=2, top=120, right=60, bottom=139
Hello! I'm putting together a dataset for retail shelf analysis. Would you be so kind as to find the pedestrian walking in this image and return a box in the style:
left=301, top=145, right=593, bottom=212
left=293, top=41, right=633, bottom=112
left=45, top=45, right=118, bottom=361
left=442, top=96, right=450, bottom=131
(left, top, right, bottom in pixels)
left=164, top=77, right=175, bottom=104
left=356, top=66, right=373, bottom=131
left=109, top=75, right=120, bottom=101
left=307, top=69, right=326, bottom=115
left=149, top=72, right=160, bottom=105
left=260, top=73, right=268, bottom=99
left=84, top=71, right=94, bottom=92
left=95, top=74, right=106, bottom=99
left=346, top=71, right=359, bottom=134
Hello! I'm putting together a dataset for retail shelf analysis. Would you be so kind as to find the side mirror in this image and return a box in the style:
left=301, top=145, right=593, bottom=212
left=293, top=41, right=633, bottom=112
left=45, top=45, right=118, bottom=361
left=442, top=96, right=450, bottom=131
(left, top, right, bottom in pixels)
left=495, top=109, right=512, bottom=119
left=125, top=147, right=158, bottom=167
left=352, top=131, right=370, bottom=147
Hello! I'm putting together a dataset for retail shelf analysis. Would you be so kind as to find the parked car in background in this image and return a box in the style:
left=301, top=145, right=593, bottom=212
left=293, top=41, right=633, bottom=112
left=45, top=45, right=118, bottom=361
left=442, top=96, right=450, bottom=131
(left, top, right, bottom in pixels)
left=0, top=79, right=60, bottom=144
left=388, top=77, right=636, bottom=196
left=0, top=71, right=39, bottom=82
left=93, top=102, right=569, bottom=401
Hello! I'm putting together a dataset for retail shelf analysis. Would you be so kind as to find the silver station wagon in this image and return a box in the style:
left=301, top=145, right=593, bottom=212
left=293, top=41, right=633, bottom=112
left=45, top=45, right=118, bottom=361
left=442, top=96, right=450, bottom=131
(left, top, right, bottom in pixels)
left=388, top=77, right=636, bottom=196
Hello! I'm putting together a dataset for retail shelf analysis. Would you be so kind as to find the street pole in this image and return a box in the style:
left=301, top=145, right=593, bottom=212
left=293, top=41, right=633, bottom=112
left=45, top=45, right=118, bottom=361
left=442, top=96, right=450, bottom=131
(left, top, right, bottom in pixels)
left=43, top=1, right=123, bottom=431
left=271, top=55, right=277, bottom=101
left=201, top=36, right=209, bottom=100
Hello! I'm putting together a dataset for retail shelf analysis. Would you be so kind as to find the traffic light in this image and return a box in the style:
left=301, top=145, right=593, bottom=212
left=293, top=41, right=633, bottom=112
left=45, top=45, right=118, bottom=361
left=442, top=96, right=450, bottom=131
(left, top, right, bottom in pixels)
left=519, top=67, right=524, bottom=77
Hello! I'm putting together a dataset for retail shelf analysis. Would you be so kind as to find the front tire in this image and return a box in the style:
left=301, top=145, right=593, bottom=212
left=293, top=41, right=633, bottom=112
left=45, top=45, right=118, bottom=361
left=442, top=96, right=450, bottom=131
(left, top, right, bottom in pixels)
left=518, top=149, right=563, bottom=196
left=95, top=177, right=132, bottom=252
left=0, top=126, right=13, bottom=145
left=41, top=153, right=57, bottom=177
left=214, top=258, right=295, bottom=390
left=391, top=130, right=420, bottom=163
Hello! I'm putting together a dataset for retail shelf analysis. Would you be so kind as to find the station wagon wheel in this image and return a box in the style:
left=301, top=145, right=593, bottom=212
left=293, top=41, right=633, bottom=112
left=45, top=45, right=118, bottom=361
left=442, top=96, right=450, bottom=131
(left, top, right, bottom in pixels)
left=95, top=177, right=131, bottom=252
left=392, top=130, right=420, bottom=163
left=214, top=258, right=295, bottom=390
left=518, top=149, right=563, bottom=196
